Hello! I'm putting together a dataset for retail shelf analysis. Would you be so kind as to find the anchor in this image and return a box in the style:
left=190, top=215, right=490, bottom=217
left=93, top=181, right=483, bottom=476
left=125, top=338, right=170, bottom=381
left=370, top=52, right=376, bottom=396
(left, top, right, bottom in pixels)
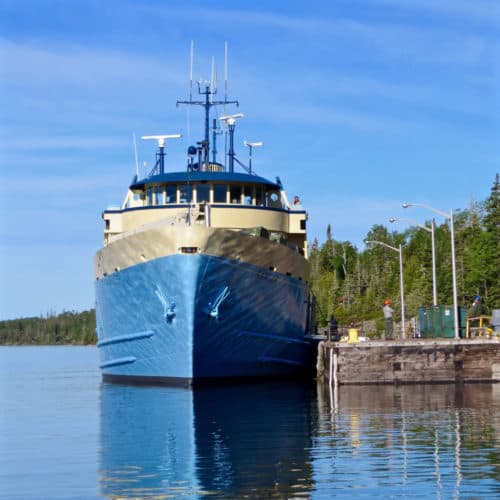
left=206, top=285, right=230, bottom=319
left=155, top=285, right=176, bottom=321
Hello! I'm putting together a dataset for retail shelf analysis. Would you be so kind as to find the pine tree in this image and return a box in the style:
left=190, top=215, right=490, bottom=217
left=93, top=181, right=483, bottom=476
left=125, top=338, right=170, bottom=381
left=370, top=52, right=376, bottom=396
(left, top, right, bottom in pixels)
left=481, top=174, right=500, bottom=307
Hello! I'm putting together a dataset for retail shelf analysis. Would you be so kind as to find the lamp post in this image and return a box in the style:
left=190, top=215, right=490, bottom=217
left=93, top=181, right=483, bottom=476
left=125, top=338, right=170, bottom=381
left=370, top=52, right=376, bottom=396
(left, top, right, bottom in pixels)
left=243, top=141, right=263, bottom=174
left=365, top=240, right=406, bottom=340
left=389, top=217, right=437, bottom=306
left=402, top=202, right=459, bottom=339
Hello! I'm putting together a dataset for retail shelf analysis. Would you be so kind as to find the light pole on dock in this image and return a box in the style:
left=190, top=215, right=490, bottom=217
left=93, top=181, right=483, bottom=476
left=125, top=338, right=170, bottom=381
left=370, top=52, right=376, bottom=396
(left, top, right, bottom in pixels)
left=402, top=203, right=459, bottom=340
left=389, top=217, right=437, bottom=307
left=364, top=240, right=406, bottom=340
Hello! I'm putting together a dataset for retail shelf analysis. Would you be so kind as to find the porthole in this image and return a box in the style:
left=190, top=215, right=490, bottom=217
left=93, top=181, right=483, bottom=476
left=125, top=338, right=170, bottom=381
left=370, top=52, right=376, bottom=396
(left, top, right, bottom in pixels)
left=180, top=247, right=200, bottom=254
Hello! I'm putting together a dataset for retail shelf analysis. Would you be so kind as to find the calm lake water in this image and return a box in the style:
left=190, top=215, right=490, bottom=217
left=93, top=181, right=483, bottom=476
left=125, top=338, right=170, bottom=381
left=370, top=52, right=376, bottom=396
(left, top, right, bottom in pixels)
left=1, top=346, right=500, bottom=499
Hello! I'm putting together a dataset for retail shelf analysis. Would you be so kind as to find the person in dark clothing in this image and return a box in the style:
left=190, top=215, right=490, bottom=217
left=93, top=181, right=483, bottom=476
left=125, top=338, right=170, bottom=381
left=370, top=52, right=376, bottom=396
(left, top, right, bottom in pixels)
left=329, top=314, right=340, bottom=341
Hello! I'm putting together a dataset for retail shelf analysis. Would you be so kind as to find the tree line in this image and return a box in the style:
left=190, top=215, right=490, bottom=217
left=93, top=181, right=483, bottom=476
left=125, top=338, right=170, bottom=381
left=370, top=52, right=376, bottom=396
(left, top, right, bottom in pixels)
left=0, top=310, right=96, bottom=345
left=1, top=175, right=497, bottom=344
left=309, top=174, right=499, bottom=331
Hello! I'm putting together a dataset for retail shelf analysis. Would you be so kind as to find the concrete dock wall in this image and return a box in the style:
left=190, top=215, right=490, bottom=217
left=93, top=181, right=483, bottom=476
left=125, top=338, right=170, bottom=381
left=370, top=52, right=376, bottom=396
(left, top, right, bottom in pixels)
left=317, top=339, right=500, bottom=385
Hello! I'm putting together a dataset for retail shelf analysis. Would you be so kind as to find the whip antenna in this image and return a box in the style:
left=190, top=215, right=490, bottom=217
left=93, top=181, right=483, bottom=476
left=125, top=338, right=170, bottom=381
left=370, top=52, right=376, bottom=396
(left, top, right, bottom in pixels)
left=210, top=56, right=217, bottom=102
left=133, top=132, right=139, bottom=177
left=224, top=41, right=228, bottom=105
left=189, top=40, right=194, bottom=100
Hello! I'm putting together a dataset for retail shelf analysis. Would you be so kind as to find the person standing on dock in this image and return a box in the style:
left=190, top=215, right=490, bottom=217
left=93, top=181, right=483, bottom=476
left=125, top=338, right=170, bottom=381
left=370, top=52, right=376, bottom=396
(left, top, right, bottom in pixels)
left=468, top=295, right=484, bottom=326
left=383, top=299, right=394, bottom=339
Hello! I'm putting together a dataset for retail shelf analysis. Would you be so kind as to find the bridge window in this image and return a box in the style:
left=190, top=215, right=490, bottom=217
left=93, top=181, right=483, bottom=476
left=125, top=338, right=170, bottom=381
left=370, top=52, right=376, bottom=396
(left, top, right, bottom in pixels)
left=179, top=183, right=192, bottom=203
left=255, top=187, right=264, bottom=206
left=230, top=185, right=242, bottom=204
left=154, top=187, right=163, bottom=205
left=165, top=185, right=177, bottom=203
left=243, top=185, right=253, bottom=205
left=197, top=183, right=210, bottom=203
left=213, top=184, right=227, bottom=203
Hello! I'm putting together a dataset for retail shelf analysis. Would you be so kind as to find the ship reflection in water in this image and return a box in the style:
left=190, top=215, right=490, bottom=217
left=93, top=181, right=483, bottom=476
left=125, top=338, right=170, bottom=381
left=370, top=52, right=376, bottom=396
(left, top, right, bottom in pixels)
left=100, top=382, right=500, bottom=498
left=99, top=381, right=315, bottom=499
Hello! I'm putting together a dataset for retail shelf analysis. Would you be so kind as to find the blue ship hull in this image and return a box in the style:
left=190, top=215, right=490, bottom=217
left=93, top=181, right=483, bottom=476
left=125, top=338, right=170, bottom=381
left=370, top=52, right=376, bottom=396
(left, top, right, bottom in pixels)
left=96, top=254, right=314, bottom=384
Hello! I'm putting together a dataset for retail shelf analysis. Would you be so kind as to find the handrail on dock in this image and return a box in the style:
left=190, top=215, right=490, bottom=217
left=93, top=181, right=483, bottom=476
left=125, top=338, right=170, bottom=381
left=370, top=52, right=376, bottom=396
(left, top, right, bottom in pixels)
left=466, top=315, right=492, bottom=338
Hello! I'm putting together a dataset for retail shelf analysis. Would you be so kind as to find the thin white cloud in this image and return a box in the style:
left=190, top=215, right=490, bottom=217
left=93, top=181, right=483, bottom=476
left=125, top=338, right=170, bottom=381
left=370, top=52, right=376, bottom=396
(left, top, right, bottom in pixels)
left=303, top=74, right=498, bottom=119
left=1, top=135, right=129, bottom=151
left=368, top=0, right=500, bottom=24
left=0, top=173, right=129, bottom=194
left=0, top=38, right=187, bottom=90
left=275, top=103, right=409, bottom=132
left=146, top=5, right=499, bottom=67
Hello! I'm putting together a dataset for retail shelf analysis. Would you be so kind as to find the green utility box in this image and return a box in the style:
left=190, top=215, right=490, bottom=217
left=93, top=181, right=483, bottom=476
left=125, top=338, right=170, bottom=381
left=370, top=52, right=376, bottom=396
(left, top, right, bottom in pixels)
left=418, top=305, right=467, bottom=338
left=418, top=307, right=434, bottom=337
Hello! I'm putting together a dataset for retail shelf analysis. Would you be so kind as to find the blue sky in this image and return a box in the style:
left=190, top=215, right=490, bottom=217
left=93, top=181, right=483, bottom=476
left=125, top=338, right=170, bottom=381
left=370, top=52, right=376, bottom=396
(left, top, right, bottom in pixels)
left=0, top=0, right=498, bottom=319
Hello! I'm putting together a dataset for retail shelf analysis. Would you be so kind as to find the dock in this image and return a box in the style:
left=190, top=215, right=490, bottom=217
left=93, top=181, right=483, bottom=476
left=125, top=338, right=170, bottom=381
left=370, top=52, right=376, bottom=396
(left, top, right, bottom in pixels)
left=316, top=338, right=500, bottom=385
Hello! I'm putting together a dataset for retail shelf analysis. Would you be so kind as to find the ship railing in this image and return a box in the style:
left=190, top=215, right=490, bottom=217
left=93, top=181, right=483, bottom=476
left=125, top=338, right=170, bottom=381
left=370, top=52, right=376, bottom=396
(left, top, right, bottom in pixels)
left=106, top=213, right=189, bottom=244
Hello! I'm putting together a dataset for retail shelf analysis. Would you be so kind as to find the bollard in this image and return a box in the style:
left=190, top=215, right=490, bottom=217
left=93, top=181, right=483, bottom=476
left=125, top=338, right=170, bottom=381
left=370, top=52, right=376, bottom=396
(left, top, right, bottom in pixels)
left=348, top=328, right=358, bottom=343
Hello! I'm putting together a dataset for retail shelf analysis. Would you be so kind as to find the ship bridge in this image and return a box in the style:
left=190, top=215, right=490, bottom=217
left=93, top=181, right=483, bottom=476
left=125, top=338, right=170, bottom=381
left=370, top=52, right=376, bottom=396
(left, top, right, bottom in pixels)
left=102, top=170, right=307, bottom=256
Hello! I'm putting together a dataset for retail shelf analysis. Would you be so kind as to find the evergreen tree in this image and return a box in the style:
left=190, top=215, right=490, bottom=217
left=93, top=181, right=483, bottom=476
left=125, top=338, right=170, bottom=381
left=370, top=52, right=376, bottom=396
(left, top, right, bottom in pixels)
left=481, top=174, right=500, bottom=307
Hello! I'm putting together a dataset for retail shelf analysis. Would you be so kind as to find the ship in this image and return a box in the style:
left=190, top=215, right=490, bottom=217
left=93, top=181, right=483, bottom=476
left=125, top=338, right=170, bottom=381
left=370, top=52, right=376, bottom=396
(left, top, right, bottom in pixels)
left=95, top=60, right=316, bottom=385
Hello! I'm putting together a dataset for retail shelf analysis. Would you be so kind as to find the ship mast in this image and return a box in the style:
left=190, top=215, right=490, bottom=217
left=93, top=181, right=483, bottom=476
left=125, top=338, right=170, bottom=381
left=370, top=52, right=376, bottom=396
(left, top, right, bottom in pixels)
left=177, top=82, right=238, bottom=168
left=177, top=42, right=238, bottom=168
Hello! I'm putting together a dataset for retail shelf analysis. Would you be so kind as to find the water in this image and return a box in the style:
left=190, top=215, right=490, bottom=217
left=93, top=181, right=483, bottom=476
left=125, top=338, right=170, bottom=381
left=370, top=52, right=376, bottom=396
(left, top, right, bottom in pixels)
left=1, top=347, right=500, bottom=499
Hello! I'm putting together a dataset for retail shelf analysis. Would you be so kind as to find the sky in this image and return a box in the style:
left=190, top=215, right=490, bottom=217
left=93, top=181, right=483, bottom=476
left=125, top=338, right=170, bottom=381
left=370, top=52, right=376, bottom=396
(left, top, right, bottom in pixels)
left=0, top=0, right=498, bottom=319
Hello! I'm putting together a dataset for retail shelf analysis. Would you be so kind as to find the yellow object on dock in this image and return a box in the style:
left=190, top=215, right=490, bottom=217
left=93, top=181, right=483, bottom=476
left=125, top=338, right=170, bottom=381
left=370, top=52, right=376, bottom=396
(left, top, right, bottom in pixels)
left=348, top=328, right=358, bottom=343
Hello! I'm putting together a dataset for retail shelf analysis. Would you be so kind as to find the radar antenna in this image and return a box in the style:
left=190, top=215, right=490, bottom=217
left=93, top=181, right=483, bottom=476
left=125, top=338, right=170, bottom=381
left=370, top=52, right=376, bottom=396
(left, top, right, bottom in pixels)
left=243, top=141, right=263, bottom=175
left=141, top=134, right=181, bottom=175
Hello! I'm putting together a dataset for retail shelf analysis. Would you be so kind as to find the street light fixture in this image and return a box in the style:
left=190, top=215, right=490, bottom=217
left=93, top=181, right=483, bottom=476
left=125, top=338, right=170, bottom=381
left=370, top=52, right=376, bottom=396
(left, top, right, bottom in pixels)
left=364, top=239, right=406, bottom=340
left=402, top=202, right=459, bottom=339
left=389, top=216, right=437, bottom=306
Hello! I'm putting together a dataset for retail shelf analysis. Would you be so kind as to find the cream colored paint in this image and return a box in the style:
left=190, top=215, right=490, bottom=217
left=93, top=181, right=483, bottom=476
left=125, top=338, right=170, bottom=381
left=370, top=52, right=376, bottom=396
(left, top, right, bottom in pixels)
left=95, top=223, right=308, bottom=282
